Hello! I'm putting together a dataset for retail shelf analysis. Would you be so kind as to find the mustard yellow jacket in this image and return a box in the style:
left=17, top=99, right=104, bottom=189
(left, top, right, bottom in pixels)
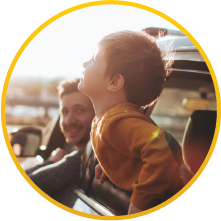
left=91, top=102, right=185, bottom=210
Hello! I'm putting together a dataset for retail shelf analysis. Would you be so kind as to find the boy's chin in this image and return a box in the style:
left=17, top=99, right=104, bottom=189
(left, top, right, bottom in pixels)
left=78, top=81, right=90, bottom=97
left=78, top=80, right=84, bottom=92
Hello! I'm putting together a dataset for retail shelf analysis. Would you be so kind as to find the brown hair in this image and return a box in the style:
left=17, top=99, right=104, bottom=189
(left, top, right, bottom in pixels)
left=57, top=78, right=80, bottom=99
left=98, top=30, right=173, bottom=108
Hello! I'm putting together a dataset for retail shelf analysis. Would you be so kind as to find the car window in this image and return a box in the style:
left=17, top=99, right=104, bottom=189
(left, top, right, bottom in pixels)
left=79, top=141, right=97, bottom=192
left=72, top=198, right=99, bottom=215
left=151, top=78, right=216, bottom=145
left=79, top=142, right=131, bottom=215
left=88, top=175, right=131, bottom=215
left=37, top=114, right=65, bottom=160
left=23, top=133, right=41, bottom=155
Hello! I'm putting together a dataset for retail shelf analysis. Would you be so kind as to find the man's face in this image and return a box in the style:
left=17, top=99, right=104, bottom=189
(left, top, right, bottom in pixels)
left=59, top=91, right=95, bottom=148
left=78, top=48, right=109, bottom=100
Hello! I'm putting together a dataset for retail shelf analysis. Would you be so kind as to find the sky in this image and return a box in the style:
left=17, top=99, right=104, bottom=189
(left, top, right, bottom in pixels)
left=12, top=4, right=179, bottom=80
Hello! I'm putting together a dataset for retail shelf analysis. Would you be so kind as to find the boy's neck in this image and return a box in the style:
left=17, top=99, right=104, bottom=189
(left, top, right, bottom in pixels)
left=92, top=94, right=128, bottom=119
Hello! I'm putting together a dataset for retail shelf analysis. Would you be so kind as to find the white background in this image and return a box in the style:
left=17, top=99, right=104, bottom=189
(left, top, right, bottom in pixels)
left=0, top=0, right=220, bottom=220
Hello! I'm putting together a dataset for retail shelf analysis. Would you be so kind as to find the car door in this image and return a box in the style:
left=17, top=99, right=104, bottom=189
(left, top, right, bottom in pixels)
left=74, top=141, right=132, bottom=215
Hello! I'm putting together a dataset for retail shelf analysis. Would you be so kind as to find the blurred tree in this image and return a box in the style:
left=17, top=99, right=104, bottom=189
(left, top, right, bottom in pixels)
left=7, top=79, right=42, bottom=98
left=7, top=77, right=65, bottom=99
left=46, top=78, right=63, bottom=97
left=24, top=80, right=44, bottom=97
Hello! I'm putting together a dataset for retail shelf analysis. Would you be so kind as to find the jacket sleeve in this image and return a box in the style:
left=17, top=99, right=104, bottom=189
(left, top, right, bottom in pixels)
left=25, top=160, right=54, bottom=175
left=27, top=149, right=84, bottom=196
left=102, top=117, right=181, bottom=210
left=130, top=140, right=181, bottom=210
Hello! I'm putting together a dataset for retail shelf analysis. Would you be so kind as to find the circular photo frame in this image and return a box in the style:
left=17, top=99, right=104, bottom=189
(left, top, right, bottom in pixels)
left=1, top=0, right=220, bottom=220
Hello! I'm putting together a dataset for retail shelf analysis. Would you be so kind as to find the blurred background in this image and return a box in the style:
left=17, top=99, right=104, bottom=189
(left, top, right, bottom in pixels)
left=6, top=76, right=61, bottom=129
left=5, top=4, right=179, bottom=134
left=5, top=5, right=180, bottom=133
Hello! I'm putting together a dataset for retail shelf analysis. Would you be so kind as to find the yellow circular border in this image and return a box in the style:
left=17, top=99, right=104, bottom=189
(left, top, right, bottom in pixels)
left=1, top=0, right=220, bottom=220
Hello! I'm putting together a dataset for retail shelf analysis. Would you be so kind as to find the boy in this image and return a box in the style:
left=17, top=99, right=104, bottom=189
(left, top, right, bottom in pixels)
left=78, top=30, right=186, bottom=214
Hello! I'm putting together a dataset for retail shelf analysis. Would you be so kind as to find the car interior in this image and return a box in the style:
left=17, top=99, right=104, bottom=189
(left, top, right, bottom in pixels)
left=182, top=110, right=216, bottom=175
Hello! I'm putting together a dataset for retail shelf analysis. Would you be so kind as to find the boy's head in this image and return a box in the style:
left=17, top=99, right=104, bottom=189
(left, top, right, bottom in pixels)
left=79, top=30, right=172, bottom=108
left=99, top=30, right=171, bottom=107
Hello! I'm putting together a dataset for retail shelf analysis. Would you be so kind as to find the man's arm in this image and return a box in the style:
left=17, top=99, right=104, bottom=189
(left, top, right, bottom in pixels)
left=27, top=149, right=84, bottom=196
left=25, top=148, right=67, bottom=175
left=25, top=160, right=54, bottom=175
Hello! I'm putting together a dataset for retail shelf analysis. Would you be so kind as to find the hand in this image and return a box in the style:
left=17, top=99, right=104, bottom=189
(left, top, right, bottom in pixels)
left=128, top=203, right=142, bottom=214
left=47, top=148, right=67, bottom=162
left=12, top=143, right=24, bottom=156
left=95, top=163, right=106, bottom=185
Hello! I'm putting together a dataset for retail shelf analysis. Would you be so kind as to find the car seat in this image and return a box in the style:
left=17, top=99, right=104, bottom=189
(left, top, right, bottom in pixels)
left=182, top=110, right=216, bottom=175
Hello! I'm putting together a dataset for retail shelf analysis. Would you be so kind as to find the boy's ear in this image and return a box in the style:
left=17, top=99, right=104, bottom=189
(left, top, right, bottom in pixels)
left=107, top=74, right=125, bottom=92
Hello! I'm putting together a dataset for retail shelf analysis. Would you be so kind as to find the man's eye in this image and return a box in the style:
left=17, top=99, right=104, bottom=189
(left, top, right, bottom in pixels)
left=62, top=110, right=68, bottom=115
left=76, top=109, right=85, bottom=113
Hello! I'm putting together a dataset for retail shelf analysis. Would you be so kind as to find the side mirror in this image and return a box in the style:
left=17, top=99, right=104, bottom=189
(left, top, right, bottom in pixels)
left=9, top=127, right=42, bottom=157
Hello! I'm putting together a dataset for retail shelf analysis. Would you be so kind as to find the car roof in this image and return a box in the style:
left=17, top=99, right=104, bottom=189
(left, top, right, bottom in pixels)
left=157, top=36, right=205, bottom=63
left=143, top=27, right=185, bottom=37
left=143, top=28, right=212, bottom=90
left=156, top=35, right=210, bottom=76
left=143, top=27, right=205, bottom=62
left=157, top=36, right=198, bottom=52
left=156, top=35, right=213, bottom=92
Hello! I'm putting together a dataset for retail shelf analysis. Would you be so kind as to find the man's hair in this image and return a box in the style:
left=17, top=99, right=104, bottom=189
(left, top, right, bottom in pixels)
left=98, top=30, right=173, bottom=108
left=57, top=78, right=80, bottom=99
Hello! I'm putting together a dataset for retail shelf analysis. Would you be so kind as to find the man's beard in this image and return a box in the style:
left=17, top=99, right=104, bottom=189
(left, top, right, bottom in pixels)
left=62, top=123, right=91, bottom=147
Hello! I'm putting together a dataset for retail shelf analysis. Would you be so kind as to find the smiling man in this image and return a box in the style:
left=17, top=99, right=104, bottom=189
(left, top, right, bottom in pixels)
left=25, top=78, right=95, bottom=196
left=58, top=78, right=95, bottom=150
